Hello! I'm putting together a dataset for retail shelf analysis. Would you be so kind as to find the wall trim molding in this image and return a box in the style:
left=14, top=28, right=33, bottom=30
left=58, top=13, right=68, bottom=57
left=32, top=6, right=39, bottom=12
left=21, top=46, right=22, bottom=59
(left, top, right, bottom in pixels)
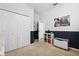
left=0, top=8, right=29, bottom=17
left=45, top=30, right=79, bottom=32
left=70, top=47, right=79, bottom=51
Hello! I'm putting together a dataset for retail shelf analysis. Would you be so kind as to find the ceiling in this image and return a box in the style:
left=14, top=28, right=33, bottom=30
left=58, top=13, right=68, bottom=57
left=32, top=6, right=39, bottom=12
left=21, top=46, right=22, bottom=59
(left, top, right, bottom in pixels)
left=27, top=3, right=59, bottom=14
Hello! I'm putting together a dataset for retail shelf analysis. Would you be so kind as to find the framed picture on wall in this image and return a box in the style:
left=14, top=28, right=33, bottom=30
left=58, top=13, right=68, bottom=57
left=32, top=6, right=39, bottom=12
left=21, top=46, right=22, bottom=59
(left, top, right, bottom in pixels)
left=54, top=15, right=70, bottom=27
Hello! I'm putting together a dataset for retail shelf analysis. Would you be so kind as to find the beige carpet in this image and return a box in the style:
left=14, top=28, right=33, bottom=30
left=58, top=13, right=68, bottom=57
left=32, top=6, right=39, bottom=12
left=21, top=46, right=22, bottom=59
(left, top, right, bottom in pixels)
left=5, top=42, right=79, bottom=56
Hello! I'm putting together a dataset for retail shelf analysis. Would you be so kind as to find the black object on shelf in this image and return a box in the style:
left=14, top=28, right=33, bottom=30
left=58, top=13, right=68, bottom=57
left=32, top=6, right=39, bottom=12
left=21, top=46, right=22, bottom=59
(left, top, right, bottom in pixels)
left=44, top=34, right=47, bottom=42
left=45, top=30, right=51, bottom=33
left=48, top=34, right=51, bottom=38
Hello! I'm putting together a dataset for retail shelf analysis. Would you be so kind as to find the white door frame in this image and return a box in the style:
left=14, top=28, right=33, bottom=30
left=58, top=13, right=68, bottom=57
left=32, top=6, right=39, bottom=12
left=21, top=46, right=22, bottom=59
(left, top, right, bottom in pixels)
left=39, top=21, right=45, bottom=41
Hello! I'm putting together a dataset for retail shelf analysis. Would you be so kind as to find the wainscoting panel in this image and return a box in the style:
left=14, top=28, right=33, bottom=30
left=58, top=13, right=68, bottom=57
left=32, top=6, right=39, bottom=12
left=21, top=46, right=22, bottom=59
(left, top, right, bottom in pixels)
left=46, top=31, right=79, bottom=49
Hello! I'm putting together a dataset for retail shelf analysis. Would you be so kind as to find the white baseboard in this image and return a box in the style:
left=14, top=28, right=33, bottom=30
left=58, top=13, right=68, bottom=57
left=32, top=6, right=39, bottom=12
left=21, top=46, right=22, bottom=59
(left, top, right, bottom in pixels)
left=70, top=47, right=79, bottom=51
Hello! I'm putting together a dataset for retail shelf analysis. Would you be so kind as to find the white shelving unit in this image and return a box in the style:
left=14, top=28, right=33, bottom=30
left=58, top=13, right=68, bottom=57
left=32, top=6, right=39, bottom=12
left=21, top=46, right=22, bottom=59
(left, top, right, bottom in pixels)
left=44, top=32, right=54, bottom=44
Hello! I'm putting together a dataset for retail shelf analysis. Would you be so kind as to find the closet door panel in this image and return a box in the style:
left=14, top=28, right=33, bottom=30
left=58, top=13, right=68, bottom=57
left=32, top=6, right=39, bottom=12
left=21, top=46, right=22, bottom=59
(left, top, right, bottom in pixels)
left=8, top=14, right=17, bottom=51
left=2, top=11, right=18, bottom=51
left=22, top=18, right=29, bottom=46
left=17, top=15, right=24, bottom=48
left=0, top=10, right=9, bottom=52
left=23, top=17, right=31, bottom=46
left=17, top=15, right=31, bottom=48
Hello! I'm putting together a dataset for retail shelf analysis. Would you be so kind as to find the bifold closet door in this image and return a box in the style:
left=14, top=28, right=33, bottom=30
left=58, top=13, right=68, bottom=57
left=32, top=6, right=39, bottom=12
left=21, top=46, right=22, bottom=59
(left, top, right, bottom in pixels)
left=8, top=14, right=18, bottom=51
left=1, top=10, right=18, bottom=52
left=0, top=9, right=31, bottom=52
left=7, top=12, right=17, bottom=51
left=0, top=10, right=8, bottom=52
left=0, top=10, right=17, bottom=52
left=17, top=15, right=31, bottom=48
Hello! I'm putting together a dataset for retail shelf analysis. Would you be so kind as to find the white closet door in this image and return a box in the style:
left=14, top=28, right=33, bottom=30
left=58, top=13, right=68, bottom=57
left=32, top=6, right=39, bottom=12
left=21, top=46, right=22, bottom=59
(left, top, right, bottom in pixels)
left=8, top=13, right=17, bottom=51
left=8, top=16, right=17, bottom=51
left=17, top=15, right=31, bottom=48
left=0, top=10, right=31, bottom=52
left=22, top=17, right=31, bottom=46
left=1, top=11, right=18, bottom=51
left=17, top=15, right=23, bottom=48
left=0, top=10, right=7, bottom=52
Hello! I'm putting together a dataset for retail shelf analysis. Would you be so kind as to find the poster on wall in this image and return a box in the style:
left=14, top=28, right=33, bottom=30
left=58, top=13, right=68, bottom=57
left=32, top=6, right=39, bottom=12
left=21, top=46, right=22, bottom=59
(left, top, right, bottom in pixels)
left=54, top=15, right=70, bottom=27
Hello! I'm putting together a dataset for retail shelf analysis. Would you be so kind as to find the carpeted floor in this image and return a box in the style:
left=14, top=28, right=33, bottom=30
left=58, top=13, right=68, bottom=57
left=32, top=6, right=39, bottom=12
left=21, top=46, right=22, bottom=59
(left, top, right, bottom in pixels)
left=5, top=41, right=79, bottom=56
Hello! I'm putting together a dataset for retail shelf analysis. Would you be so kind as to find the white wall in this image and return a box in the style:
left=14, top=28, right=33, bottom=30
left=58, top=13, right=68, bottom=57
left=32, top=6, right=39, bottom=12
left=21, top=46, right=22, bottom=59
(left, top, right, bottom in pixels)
left=0, top=3, right=34, bottom=30
left=39, top=3, right=79, bottom=31
left=34, top=13, right=39, bottom=30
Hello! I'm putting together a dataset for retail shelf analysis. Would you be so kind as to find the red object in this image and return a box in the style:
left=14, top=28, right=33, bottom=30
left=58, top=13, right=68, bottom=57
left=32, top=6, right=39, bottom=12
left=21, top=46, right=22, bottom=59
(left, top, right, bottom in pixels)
left=48, top=38, right=51, bottom=44
left=60, top=17, right=64, bottom=26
